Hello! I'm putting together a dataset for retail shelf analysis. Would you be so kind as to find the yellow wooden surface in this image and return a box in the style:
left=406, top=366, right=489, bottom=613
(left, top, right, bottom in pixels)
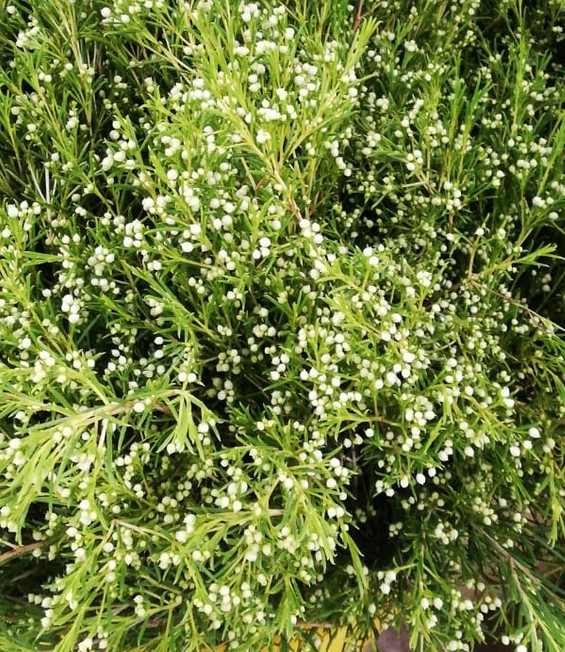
left=215, top=624, right=375, bottom=651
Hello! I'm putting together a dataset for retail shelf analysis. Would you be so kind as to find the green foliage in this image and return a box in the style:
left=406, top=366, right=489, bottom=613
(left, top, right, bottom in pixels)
left=0, top=0, right=564, bottom=651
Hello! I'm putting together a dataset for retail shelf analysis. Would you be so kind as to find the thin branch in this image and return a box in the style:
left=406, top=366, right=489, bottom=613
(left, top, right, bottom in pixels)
left=295, top=621, right=335, bottom=630
left=153, top=403, right=173, bottom=416
left=353, top=0, right=366, bottom=31
left=0, top=542, right=42, bottom=564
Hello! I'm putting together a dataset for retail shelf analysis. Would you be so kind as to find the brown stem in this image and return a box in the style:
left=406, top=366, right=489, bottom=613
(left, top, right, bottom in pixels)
left=153, top=403, right=173, bottom=416
left=295, top=621, right=335, bottom=630
left=0, top=542, right=42, bottom=564
left=287, top=198, right=302, bottom=221
left=353, top=0, right=366, bottom=30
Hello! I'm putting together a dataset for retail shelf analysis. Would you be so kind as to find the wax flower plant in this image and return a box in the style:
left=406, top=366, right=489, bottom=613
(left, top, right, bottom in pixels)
left=0, top=1, right=564, bottom=651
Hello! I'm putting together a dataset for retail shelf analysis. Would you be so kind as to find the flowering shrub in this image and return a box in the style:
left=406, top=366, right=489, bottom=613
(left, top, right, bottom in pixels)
left=0, top=1, right=564, bottom=651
